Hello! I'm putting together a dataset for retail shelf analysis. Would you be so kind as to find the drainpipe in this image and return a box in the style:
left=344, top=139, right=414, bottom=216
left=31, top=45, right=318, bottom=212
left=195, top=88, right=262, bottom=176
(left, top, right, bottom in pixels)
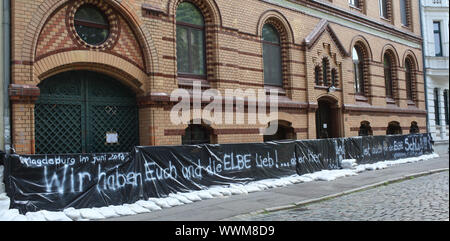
left=419, top=0, right=430, bottom=135
left=3, top=0, right=11, bottom=153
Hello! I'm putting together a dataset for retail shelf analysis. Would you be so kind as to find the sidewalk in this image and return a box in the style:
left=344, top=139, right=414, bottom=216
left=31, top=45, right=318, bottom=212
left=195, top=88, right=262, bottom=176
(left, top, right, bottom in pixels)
left=107, top=154, right=449, bottom=221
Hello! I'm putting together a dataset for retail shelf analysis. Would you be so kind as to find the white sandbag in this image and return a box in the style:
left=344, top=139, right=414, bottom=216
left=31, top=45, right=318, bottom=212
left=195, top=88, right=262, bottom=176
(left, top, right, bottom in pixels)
left=315, top=172, right=338, bottom=182
left=297, top=176, right=314, bottom=183
left=12, top=214, right=28, bottom=221
left=178, top=192, right=202, bottom=202
left=63, top=208, right=82, bottom=221
left=149, top=198, right=172, bottom=209
left=169, top=193, right=193, bottom=204
left=0, top=197, right=10, bottom=211
left=164, top=197, right=184, bottom=206
left=226, top=187, right=244, bottom=195
left=272, top=179, right=289, bottom=187
left=243, top=184, right=261, bottom=193
left=136, top=200, right=162, bottom=211
left=0, top=193, right=8, bottom=200
left=341, top=159, right=357, bottom=169
left=125, top=203, right=151, bottom=214
left=195, top=190, right=214, bottom=199
left=283, top=175, right=302, bottom=184
left=0, top=209, right=20, bottom=221
left=251, top=181, right=270, bottom=190
left=94, top=207, right=120, bottom=218
left=207, top=189, right=224, bottom=197
left=40, top=210, right=73, bottom=221
left=257, top=179, right=278, bottom=189
left=110, top=205, right=136, bottom=216
left=230, top=184, right=248, bottom=194
left=208, top=187, right=233, bottom=196
left=25, top=211, right=47, bottom=221
left=79, top=208, right=105, bottom=220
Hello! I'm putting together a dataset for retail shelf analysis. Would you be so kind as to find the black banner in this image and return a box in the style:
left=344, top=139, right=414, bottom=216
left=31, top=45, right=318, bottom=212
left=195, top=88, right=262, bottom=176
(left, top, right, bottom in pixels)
left=3, top=134, right=433, bottom=214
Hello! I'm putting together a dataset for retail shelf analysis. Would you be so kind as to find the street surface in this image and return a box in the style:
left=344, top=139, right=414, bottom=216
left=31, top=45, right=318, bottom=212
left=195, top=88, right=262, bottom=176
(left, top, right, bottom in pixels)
left=228, top=171, right=449, bottom=221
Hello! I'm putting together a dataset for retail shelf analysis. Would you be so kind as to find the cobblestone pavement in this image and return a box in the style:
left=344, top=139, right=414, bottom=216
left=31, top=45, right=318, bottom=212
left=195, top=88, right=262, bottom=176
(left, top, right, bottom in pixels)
left=229, top=171, right=449, bottom=221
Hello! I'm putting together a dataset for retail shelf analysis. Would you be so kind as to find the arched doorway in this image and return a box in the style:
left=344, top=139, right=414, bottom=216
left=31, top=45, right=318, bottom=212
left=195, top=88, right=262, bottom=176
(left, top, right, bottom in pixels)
left=359, top=121, right=373, bottom=136
left=316, top=98, right=340, bottom=139
left=410, top=121, right=420, bottom=134
left=263, top=120, right=296, bottom=142
left=182, top=123, right=214, bottom=145
left=386, top=121, right=403, bottom=135
left=35, top=70, right=139, bottom=154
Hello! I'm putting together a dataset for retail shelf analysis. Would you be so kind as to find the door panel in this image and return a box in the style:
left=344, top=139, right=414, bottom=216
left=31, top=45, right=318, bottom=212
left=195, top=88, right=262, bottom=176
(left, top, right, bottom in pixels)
left=316, top=102, right=331, bottom=139
left=35, top=71, right=139, bottom=154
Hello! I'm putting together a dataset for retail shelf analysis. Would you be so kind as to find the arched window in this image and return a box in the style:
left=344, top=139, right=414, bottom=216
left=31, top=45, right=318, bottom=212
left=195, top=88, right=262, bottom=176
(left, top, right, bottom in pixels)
left=384, top=53, right=394, bottom=99
left=322, top=58, right=329, bottom=86
left=182, top=124, right=211, bottom=145
left=410, top=121, right=420, bottom=134
left=379, top=0, right=390, bottom=19
left=176, top=2, right=206, bottom=77
left=358, top=121, right=373, bottom=136
left=353, top=46, right=365, bottom=95
left=400, top=0, right=411, bottom=27
left=331, top=69, right=338, bottom=87
left=262, top=24, right=283, bottom=87
left=405, top=58, right=414, bottom=101
left=74, top=5, right=110, bottom=45
left=387, top=121, right=402, bottom=135
left=314, top=66, right=321, bottom=85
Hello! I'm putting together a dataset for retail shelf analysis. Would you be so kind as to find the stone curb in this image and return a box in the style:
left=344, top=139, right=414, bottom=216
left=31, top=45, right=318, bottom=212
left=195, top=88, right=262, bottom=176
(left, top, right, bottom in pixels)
left=229, top=168, right=450, bottom=219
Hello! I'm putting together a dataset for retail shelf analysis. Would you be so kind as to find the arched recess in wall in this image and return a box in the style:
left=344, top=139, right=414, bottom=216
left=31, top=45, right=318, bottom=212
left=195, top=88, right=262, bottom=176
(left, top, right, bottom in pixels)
left=182, top=119, right=217, bottom=145
left=382, top=45, right=400, bottom=102
left=349, top=35, right=373, bottom=61
left=381, top=44, right=400, bottom=68
left=387, top=121, right=403, bottom=135
left=20, top=0, right=158, bottom=84
left=34, top=52, right=147, bottom=94
left=349, top=35, right=373, bottom=97
left=358, top=121, right=373, bottom=136
left=257, top=10, right=295, bottom=90
left=263, top=120, right=296, bottom=142
left=402, top=50, right=420, bottom=103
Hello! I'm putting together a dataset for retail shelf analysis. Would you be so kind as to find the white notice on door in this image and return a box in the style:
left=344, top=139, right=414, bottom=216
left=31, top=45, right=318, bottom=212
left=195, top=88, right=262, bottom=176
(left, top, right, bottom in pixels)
left=106, top=132, right=119, bottom=144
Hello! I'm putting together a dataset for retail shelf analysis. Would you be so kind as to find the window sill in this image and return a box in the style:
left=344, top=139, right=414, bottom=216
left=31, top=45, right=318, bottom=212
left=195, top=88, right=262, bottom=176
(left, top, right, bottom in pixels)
left=355, top=94, right=368, bottom=102
left=407, top=100, right=416, bottom=106
left=178, top=76, right=210, bottom=89
left=315, top=85, right=341, bottom=91
left=264, top=85, right=286, bottom=96
left=380, top=16, right=392, bottom=24
left=401, top=24, right=412, bottom=31
left=386, top=97, right=396, bottom=105
left=315, top=85, right=329, bottom=90
left=349, top=5, right=363, bottom=13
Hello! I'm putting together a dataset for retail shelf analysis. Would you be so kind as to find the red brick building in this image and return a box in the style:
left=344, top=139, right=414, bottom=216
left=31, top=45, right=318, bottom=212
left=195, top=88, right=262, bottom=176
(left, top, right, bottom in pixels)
left=9, top=0, right=427, bottom=154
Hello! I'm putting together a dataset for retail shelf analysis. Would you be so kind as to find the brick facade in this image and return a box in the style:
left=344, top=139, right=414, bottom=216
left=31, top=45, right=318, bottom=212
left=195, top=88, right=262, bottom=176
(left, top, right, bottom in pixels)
left=10, top=0, right=427, bottom=154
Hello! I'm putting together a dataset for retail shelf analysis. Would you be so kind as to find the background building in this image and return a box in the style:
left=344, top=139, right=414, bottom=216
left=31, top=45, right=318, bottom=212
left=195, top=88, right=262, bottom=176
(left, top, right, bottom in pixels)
left=9, top=0, right=428, bottom=154
left=421, top=0, right=449, bottom=153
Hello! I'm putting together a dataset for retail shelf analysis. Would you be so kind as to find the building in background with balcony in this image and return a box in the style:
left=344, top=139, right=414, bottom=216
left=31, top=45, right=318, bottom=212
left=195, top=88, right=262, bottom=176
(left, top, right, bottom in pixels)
left=421, top=0, right=449, bottom=152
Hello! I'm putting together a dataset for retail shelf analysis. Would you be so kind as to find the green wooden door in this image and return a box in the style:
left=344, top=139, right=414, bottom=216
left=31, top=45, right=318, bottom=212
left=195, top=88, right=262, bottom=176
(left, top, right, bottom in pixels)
left=35, top=71, right=139, bottom=154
